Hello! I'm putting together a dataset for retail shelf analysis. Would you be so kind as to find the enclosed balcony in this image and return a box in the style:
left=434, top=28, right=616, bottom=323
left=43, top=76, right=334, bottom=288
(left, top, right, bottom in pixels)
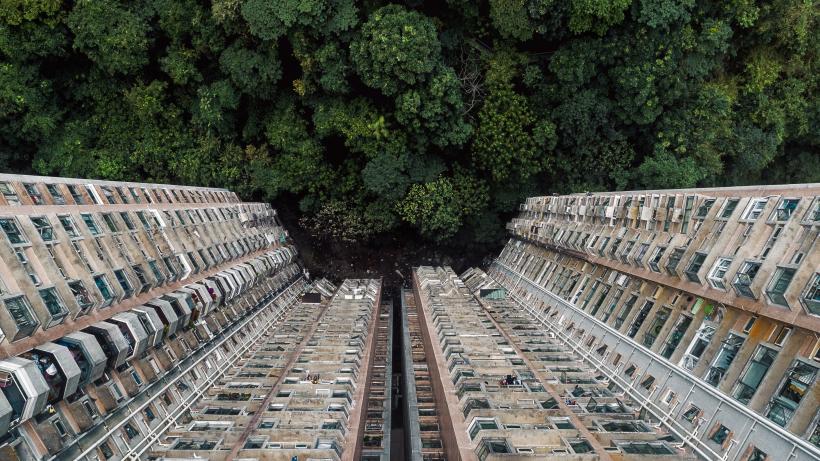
left=55, top=331, right=106, bottom=386
left=0, top=357, right=49, bottom=426
left=0, top=390, right=12, bottom=436
left=107, top=312, right=149, bottom=360
left=132, top=307, right=164, bottom=348
left=203, top=277, right=227, bottom=306
left=16, top=344, right=78, bottom=408
left=83, top=322, right=129, bottom=369
left=145, top=299, right=180, bottom=337
left=161, top=293, right=192, bottom=328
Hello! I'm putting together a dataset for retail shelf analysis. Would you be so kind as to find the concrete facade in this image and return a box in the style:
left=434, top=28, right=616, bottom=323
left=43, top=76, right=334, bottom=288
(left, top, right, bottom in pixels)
left=0, top=174, right=306, bottom=460
left=487, top=184, right=820, bottom=460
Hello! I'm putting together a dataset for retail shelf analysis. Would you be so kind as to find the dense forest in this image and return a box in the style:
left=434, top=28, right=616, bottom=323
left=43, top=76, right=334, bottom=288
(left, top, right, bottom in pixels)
left=1, top=1, right=818, bottom=246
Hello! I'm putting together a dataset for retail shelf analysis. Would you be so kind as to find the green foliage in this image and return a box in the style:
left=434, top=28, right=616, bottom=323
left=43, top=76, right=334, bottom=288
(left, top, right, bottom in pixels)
left=351, top=5, right=441, bottom=95
left=0, top=0, right=816, bottom=247
left=67, top=0, right=150, bottom=75
left=397, top=173, right=488, bottom=241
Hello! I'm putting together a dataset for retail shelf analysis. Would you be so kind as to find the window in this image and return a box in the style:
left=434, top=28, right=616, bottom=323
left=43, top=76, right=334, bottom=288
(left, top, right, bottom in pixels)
left=627, top=300, right=654, bottom=338
left=684, top=252, right=707, bottom=283
left=0, top=182, right=20, bottom=205
left=645, top=246, right=664, bottom=273
left=733, top=346, right=777, bottom=404
left=766, top=267, right=796, bottom=306
left=135, top=211, right=151, bottom=230
left=665, top=248, right=685, bottom=275
left=85, top=185, right=101, bottom=204
left=705, top=333, right=744, bottom=386
left=100, top=186, right=116, bottom=204
left=803, top=273, right=820, bottom=316
left=66, top=184, right=84, bottom=204
left=131, top=264, right=150, bottom=293
left=4, top=295, right=38, bottom=338
left=94, top=275, right=115, bottom=307
left=30, top=216, right=55, bottom=242
left=102, top=213, right=119, bottom=233
left=23, top=183, right=43, bottom=204
left=742, top=316, right=756, bottom=333
left=710, top=424, right=731, bottom=445
left=57, top=215, right=79, bottom=238
left=114, top=269, right=133, bottom=298
left=0, top=218, right=27, bottom=244
left=39, top=287, right=69, bottom=325
left=772, top=198, right=799, bottom=221
left=767, top=361, right=817, bottom=426
left=68, top=280, right=95, bottom=312
left=119, top=212, right=136, bottom=231
left=742, top=199, right=768, bottom=220
left=733, top=262, right=761, bottom=298
left=746, top=447, right=767, bottom=461
left=45, top=184, right=65, bottom=205
left=643, top=307, right=670, bottom=348
left=681, top=196, right=694, bottom=233
left=81, top=213, right=101, bottom=235
left=720, top=199, right=739, bottom=218
left=695, top=199, right=716, bottom=219
left=128, top=187, right=141, bottom=203
left=708, top=258, right=732, bottom=289
left=682, top=404, right=701, bottom=423
left=468, top=418, right=498, bottom=440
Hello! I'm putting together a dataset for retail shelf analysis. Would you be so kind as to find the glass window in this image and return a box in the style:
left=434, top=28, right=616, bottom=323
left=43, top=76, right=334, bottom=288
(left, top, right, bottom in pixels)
left=695, top=199, right=716, bottom=219
left=0, top=182, right=20, bottom=205
left=58, top=215, right=79, bottom=238
left=469, top=418, right=498, bottom=440
left=684, top=252, right=707, bottom=283
left=22, top=184, right=43, bottom=205
left=102, top=213, right=119, bottom=233
left=648, top=246, right=666, bottom=272
left=136, top=211, right=151, bottom=230
left=708, top=258, right=733, bottom=290
left=66, top=184, right=84, bottom=204
left=627, top=300, right=654, bottom=338
left=45, top=184, right=65, bottom=205
left=148, top=260, right=166, bottom=284
left=4, top=295, right=39, bottom=337
left=0, top=218, right=27, bottom=244
left=665, top=248, right=685, bottom=275
left=747, top=447, right=767, bottom=461
left=743, top=199, right=768, bottom=220
left=705, top=333, right=744, bottom=386
left=802, top=273, right=820, bottom=316
left=68, top=280, right=95, bottom=312
left=767, top=361, right=817, bottom=426
left=733, top=346, right=777, bottom=404
left=131, top=264, right=150, bottom=293
left=119, top=212, right=135, bottom=231
left=682, top=404, right=700, bottom=423
left=710, top=424, right=731, bottom=445
left=94, top=275, right=115, bottom=307
left=114, top=269, right=133, bottom=298
left=766, top=267, right=796, bottom=306
left=30, top=216, right=55, bottom=242
left=39, top=287, right=69, bottom=325
left=85, top=185, right=101, bottom=204
left=733, top=262, right=761, bottom=298
left=772, top=198, right=800, bottom=221
left=81, top=213, right=101, bottom=235
left=100, top=186, right=116, bottom=204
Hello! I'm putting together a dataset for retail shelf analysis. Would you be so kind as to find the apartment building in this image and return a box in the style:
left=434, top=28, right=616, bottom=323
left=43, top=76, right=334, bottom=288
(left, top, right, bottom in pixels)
left=486, top=184, right=820, bottom=461
left=409, top=266, right=692, bottom=460
left=0, top=174, right=306, bottom=460
left=147, top=278, right=387, bottom=461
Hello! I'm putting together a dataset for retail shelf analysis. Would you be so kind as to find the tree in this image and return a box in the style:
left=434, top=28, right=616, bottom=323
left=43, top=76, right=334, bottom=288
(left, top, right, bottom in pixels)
left=350, top=5, right=441, bottom=95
